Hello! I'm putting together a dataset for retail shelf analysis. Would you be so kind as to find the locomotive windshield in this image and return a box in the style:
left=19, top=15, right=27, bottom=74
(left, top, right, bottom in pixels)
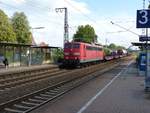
left=64, top=43, right=71, bottom=49
left=64, top=43, right=80, bottom=49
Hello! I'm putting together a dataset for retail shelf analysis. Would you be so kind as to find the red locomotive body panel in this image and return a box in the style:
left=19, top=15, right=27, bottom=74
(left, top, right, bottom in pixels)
left=64, top=42, right=104, bottom=66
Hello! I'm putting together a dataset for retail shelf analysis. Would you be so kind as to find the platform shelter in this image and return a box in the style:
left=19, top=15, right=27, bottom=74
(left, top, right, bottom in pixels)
left=0, top=42, right=59, bottom=67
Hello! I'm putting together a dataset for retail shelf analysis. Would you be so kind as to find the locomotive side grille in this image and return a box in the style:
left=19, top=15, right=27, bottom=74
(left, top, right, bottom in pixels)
left=64, top=53, right=69, bottom=55
left=73, top=52, right=80, bottom=56
left=64, top=52, right=80, bottom=56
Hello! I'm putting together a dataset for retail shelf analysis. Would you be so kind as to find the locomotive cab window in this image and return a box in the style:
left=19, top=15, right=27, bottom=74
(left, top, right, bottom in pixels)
left=64, top=43, right=80, bottom=49
left=86, top=46, right=102, bottom=51
left=64, top=43, right=71, bottom=49
left=98, top=48, right=102, bottom=51
left=73, top=44, right=80, bottom=48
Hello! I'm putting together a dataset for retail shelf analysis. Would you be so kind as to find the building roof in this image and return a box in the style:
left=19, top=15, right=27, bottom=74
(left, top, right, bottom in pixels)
left=0, top=42, right=32, bottom=47
left=31, top=45, right=59, bottom=49
left=0, top=42, right=59, bottom=49
left=132, top=42, right=150, bottom=47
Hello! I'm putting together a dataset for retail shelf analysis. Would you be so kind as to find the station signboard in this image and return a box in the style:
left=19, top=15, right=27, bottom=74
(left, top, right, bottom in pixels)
left=136, top=9, right=150, bottom=28
left=139, top=36, right=150, bottom=41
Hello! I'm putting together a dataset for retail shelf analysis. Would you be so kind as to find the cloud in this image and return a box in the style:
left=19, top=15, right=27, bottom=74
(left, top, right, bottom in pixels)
left=25, top=0, right=91, bottom=47
left=67, top=14, right=139, bottom=48
left=13, top=0, right=25, bottom=4
left=63, top=0, right=91, bottom=14
left=0, top=0, right=140, bottom=48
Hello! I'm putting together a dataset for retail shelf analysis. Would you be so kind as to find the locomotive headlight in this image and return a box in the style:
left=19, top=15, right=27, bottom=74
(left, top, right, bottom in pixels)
left=64, top=53, right=69, bottom=55
left=73, top=52, right=80, bottom=56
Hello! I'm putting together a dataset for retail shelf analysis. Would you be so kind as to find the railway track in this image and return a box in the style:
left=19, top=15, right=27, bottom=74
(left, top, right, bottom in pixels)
left=0, top=66, right=69, bottom=91
left=0, top=58, right=121, bottom=91
left=0, top=57, right=131, bottom=113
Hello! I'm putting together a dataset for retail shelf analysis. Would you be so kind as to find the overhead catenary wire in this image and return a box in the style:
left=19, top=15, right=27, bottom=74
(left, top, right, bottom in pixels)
left=0, top=1, right=64, bottom=28
left=64, top=0, right=99, bottom=25
left=1, top=0, right=135, bottom=33
left=64, top=0, right=135, bottom=25
left=56, top=11, right=77, bottom=32
left=64, top=0, right=137, bottom=38
left=0, top=0, right=139, bottom=46
left=0, top=1, right=21, bottom=10
left=19, top=0, right=73, bottom=28
left=110, top=21, right=139, bottom=36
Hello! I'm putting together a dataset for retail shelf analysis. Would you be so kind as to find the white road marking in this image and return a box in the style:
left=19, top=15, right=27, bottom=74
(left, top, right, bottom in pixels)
left=77, top=60, right=133, bottom=113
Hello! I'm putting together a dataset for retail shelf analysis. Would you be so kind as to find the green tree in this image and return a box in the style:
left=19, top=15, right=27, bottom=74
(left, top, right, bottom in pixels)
left=108, top=43, right=117, bottom=50
left=0, top=9, right=16, bottom=42
left=11, top=12, right=31, bottom=44
left=107, top=43, right=126, bottom=51
left=73, top=24, right=96, bottom=43
left=52, top=48, right=64, bottom=63
left=116, top=45, right=126, bottom=50
left=103, top=47, right=112, bottom=55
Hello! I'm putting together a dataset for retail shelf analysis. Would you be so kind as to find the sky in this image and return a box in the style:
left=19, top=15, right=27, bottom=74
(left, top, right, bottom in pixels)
left=0, top=0, right=148, bottom=48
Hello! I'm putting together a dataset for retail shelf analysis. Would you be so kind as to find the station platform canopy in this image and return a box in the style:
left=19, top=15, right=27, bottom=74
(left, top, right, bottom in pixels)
left=0, top=42, right=31, bottom=47
left=31, top=45, right=59, bottom=49
left=0, top=42, right=59, bottom=49
left=132, top=42, right=150, bottom=47
left=0, top=42, right=60, bottom=67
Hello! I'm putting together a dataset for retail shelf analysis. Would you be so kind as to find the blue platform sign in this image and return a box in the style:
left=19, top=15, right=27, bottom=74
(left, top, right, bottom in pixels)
left=139, top=52, right=150, bottom=71
left=136, top=9, right=150, bottom=28
left=139, top=53, right=146, bottom=71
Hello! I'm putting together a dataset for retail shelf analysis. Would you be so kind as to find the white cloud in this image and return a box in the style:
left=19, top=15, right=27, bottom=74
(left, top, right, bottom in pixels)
left=68, top=15, right=140, bottom=48
left=13, top=0, right=25, bottom=4
left=64, top=0, right=91, bottom=14
left=0, top=0, right=140, bottom=48
left=26, top=0, right=91, bottom=47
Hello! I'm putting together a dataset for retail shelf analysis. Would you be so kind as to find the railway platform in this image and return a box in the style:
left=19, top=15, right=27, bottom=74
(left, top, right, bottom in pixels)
left=0, top=64, right=58, bottom=76
left=30, top=60, right=150, bottom=113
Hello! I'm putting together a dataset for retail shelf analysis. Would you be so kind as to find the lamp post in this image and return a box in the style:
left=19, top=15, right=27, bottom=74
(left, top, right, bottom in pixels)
left=31, top=27, right=45, bottom=44
left=31, top=27, right=45, bottom=36
left=28, top=27, right=45, bottom=66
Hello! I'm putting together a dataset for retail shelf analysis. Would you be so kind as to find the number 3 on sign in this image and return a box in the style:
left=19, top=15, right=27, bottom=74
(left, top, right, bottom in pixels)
left=136, top=9, right=150, bottom=28
left=139, top=10, right=148, bottom=24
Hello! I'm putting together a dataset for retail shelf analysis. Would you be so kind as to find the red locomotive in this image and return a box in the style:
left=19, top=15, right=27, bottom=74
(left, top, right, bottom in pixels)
left=63, top=41, right=128, bottom=67
left=63, top=41, right=104, bottom=66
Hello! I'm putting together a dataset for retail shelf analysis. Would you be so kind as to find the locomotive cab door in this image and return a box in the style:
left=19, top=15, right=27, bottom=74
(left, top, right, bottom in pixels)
left=83, top=45, right=86, bottom=58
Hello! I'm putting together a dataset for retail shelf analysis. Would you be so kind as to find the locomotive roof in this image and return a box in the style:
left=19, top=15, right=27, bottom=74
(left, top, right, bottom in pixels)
left=66, top=41, right=103, bottom=48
